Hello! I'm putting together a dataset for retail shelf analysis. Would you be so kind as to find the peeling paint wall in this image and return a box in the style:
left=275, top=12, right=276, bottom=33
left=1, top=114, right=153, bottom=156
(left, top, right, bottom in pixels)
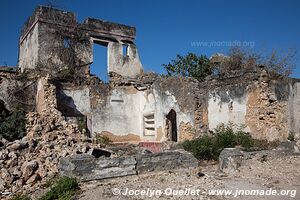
left=207, top=72, right=294, bottom=142
left=208, top=86, right=248, bottom=131
left=61, top=87, right=91, bottom=115
left=19, top=24, right=39, bottom=71
left=92, top=87, right=143, bottom=141
left=288, top=81, right=300, bottom=139
left=107, top=42, right=143, bottom=78
left=18, top=6, right=142, bottom=78
left=90, top=80, right=195, bottom=143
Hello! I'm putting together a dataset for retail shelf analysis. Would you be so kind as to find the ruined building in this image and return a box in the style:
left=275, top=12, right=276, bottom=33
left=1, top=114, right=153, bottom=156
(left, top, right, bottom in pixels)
left=1, top=6, right=300, bottom=144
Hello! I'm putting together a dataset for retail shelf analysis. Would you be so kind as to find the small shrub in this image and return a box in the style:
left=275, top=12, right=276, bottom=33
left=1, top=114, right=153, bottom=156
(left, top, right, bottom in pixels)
left=235, top=131, right=253, bottom=150
left=95, top=134, right=111, bottom=146
left=260, top=154, right=268, bottom=163
left=182, top=134, right=219, bottom=160
left=214, top=124, right=237, bottom=149
left=56, top=68, right=75, bottom=79
left=0, top=107, right=27, bottom=141
left=251, top=139, right=279, bottom=151
left=39, top=176, right=78, bottom=200
left=288, top=131, right=295, bottom=141
left=77, top=116, right=87, bottom=133
left=10, top=195, right=31, bottom=200
left=182, top=123, right=278, bottom=160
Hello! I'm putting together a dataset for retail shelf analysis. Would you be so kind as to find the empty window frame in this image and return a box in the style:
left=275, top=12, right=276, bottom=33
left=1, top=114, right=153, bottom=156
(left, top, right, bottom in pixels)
left=143, top=113, right=155, bottom=136
left=122, top=44, right=128, bottom=57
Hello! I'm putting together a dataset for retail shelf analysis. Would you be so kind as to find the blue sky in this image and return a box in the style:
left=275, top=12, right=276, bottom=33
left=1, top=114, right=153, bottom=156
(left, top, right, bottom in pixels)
left=0, top=0, right=299, bottom=79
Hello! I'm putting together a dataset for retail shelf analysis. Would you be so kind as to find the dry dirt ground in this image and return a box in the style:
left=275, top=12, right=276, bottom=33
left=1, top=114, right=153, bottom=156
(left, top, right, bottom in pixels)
left=78, top=155, right=300, bottom=200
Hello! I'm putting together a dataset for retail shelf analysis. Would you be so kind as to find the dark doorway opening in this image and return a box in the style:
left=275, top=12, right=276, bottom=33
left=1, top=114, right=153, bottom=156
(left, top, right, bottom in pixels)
left=90, top=41, right=109, bottom=82
left=166, top=109, right=177, bottom=142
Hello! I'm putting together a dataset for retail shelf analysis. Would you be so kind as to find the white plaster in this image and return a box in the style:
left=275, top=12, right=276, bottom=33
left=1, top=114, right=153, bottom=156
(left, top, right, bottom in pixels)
left=208, top=91, right=248, bottom=130
left=288, top=82, right=300, bottom=138
left=63, top=87, right=91, bottom=115
left=91, top=87, right=194, bottom=142
left=19, top=24, right=39, bottom=71
left=107, top=42, right=143, bottom=78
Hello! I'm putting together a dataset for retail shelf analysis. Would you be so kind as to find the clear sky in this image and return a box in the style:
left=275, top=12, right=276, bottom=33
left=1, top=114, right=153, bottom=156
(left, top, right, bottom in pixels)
left=0, top=0, right=299, bottom=79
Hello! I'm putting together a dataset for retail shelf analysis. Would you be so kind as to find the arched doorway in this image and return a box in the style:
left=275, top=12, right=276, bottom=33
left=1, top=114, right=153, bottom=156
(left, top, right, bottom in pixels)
left=166, top=109, right=177, bottom=142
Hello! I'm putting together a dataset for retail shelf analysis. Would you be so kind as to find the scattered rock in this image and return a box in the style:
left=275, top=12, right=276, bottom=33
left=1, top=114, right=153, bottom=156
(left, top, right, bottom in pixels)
left=277, top=141, right=300, bottom=154
left=26, top=174, right=41, bottom=184
left=0, top=169, right=12, bottom=184
left=0, top=177, right=5, bottom=191
left=22, top=160, right=39, bottom=180
left=219, top=148, right=243, bottom=173
left=197, top=172, right=205, bottom=177
left=7, top=141, right=21, bottom=151
left=91, top=148, right=112, bottom=158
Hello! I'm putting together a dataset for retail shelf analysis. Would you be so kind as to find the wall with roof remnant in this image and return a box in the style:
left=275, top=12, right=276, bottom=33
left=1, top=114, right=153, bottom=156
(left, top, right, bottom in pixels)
left=18, top=6, right=142, bottom=78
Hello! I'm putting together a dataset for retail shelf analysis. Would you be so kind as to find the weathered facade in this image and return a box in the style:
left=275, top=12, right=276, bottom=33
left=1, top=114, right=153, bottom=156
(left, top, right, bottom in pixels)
left=204, top=68, right=300, bottom=141
left=19, top=6, right=143, bottom=78
left=1, top=6, right=300, bottom=144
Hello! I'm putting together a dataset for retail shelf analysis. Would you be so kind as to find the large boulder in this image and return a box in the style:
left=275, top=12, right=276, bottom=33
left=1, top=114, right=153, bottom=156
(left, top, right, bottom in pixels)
left=276, top=141, right=300, bottom=154
left=59, top=149, right=199, bottom=181
left=219, top=148, right=244, bottom=173
left=59, top=154, right=137, bottom=181
left=136, top=149, right=198, bottom=174
left=22, top=160, right=39, bottom=181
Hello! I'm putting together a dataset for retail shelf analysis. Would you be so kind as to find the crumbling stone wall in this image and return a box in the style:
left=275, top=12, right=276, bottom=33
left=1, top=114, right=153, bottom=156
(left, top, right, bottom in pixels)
left=245, top=72, right=289, bottom=141
left=88, top=75, right=197, bottom=143
left=205, top=67, right=299, bottom=141
left=3, top=6, right=300, bottom=145
left=19, top=6, right=143, bottom=78
left=0, top=69, right=36, bottom=112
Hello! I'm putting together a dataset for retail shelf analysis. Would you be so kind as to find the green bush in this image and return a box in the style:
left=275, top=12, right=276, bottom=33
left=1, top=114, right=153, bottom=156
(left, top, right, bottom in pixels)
left=39, top=176, right=78, bottom=200
left=10, top=195, right=31, bottom=200
left=288, top=131, right=295, bottom=141
left=182, top=134, right=219, bottom=160
left=182, top=123, right=277, bottom=160
left=77, top=116, right=87, bottom=133
left=0, top=107, right=27, bottom=141
left=214, top=124, right=237, bottom=149
left=95, top=134, right=111, bottom=146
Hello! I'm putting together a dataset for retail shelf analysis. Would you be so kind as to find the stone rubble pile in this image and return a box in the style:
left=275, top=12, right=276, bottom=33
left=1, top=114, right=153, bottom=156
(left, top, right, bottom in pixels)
left=0, top=77, right=102, bottom=196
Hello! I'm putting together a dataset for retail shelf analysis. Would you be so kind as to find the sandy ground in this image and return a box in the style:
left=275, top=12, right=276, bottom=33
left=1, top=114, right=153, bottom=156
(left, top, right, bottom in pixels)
left=78, top=155, right=300, bottom=200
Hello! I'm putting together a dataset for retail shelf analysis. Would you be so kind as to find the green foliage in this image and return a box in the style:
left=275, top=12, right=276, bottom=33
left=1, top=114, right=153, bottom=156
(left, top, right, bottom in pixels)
left=260, top=154, right=268, bottom=163
left=182, top=134, right=219, bottom=160
left=77, top=116, right=87, bottom=133
left=95, top=134, right=111, bottom=146
left=288, top=131, right=295, bottom=141
left=39, top=176, right=78, bottom=200
left=10, top=195, right=31, bottom=200
left=0, top=107, right=27, bottom=142
left=214, top=124, right=237, bottom=149
left=56, top=67, right=75, bottom=79
left=162, top=53, right=212, bottom=82
left=182, top=123, right=277, bottom=160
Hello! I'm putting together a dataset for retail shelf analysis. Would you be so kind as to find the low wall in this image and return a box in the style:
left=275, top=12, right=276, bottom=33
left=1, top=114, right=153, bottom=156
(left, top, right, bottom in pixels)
left=59, top=150, right=198, bottom=181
